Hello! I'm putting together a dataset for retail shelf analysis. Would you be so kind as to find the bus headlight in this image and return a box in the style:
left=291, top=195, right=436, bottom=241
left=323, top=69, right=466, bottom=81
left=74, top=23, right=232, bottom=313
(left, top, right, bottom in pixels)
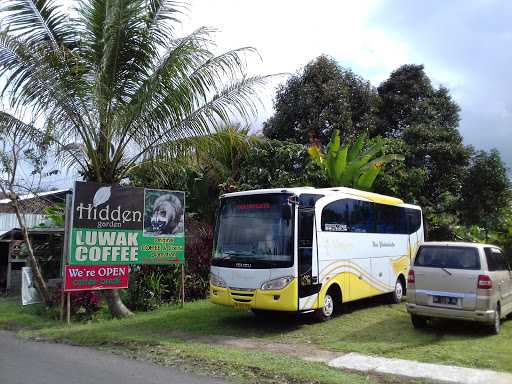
left=261, top=276, right=294, bottom=291
left=210, top=273, right=227, bottom=288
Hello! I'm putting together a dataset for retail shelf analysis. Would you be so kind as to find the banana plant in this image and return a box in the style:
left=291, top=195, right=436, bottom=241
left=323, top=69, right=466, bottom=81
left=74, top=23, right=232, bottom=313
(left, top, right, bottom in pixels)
left=307, top=130, right=404, bottom=191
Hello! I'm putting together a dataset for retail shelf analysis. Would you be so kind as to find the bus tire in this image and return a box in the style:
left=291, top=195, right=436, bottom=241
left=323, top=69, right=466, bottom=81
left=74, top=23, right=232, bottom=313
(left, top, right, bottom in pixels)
left=315, top=287, right=341, bottom=321
left=390, top=276, right=405, bottom=304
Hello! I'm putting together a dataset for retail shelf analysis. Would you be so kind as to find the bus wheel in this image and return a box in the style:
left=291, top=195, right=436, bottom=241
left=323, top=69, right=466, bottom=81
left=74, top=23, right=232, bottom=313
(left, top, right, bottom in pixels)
left=390, top=277, right=405, bottom=304
left=315, top=293, right=335, bottom=321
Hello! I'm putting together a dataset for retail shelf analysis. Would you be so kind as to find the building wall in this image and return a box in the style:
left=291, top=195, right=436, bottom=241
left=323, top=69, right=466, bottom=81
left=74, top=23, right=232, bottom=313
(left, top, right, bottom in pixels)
left=9, top=266, right=23, bottom=293
left=0, top=214, right=46, bottom=233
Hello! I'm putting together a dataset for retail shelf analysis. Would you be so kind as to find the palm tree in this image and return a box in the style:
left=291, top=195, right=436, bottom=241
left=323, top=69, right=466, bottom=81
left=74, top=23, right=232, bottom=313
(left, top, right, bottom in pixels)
left=0, top=0, right=271, bottom=316
left=308, top=130, right=404, bottom=191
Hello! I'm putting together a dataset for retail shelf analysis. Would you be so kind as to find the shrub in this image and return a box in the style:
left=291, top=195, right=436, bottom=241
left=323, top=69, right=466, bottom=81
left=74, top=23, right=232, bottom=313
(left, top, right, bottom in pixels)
left=184, top=219, right=213, bottom=300
left=51, top=286, right=101, bottom=321
left=124, top=218, right=213, bottom=311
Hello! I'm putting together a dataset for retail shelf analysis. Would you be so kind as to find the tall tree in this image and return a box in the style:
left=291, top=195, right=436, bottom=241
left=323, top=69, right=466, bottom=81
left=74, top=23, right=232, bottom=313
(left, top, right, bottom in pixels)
left=129, top=124, right=260, bottom=222
left=0, top=117, right=53, bottom=305
left=459, top=149, right=511, bottom=229
left=0, top=0, right=269, bottom=317
left=263, top=55, right=379, bottom=145
left=375, top=65, right=471, bottom=238
left=376, top=64, right=459, bottom=139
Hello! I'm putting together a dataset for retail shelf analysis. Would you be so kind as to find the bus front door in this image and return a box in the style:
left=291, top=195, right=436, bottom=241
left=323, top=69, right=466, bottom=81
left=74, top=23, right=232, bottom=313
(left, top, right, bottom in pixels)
left=298, top=207, right=320, bottom=310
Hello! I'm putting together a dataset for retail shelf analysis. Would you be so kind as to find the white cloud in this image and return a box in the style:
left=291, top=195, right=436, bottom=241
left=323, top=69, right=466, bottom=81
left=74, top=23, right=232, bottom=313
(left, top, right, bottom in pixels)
left=180, top=0, right=414, bottom=128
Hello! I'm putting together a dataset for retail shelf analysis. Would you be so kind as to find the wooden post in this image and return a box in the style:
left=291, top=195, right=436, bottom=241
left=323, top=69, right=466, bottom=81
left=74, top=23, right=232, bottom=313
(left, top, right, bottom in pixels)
left=5, top=233, right=14, bottom=294
left=181, top=263, right=185, bottom=308
left=61, top=194, right=72, bottom=322
left=66, top=292, right=70, bottom=324
left=59, top=285, right=65, bottom=321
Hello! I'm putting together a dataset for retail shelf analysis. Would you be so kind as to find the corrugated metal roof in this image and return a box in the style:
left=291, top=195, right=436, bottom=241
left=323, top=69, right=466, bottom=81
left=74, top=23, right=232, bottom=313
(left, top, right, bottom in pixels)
left=0, top=213, right=46, bottom=232
left=0, top=189, right=70, bottom=204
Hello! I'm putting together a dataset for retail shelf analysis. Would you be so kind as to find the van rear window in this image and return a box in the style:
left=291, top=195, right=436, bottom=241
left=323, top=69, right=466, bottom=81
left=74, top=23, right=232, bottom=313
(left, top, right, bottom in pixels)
left=414, top=246, right=480, bottom=270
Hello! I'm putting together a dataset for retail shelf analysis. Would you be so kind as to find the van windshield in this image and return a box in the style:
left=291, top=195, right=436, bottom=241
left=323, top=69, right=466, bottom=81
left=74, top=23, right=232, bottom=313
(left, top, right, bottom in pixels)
left=414, top=246, right=480, bottom=270
left=212, top=193, right=294, bottom=269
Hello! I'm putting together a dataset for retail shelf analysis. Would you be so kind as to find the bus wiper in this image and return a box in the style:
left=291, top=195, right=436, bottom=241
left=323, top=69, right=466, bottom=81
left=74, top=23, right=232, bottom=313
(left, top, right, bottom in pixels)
left=441, top=267, right=452, bottom=276
left=222, top=250, right=255, bottom=257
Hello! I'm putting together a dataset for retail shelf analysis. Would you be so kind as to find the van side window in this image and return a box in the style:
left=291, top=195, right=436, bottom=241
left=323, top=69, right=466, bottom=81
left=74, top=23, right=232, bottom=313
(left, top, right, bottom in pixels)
left=485, top=248, right=507, bottom=271
left=321, top=200, right=349, bottom=232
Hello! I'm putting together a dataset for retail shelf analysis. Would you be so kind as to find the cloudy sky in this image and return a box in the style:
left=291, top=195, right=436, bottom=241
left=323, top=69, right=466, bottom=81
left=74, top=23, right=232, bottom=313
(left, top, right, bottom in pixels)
left=182, top=0, right=512, bottom=171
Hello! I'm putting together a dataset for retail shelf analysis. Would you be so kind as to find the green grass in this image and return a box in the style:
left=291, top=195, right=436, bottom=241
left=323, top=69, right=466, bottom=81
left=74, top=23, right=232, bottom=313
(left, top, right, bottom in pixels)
left=116, top=341, right=388, bottom=384
left=0, top=297, right=401, bottom=384
left=0, top=297, right=57, bottom=330
left=1, top=295, right=510, bottom=380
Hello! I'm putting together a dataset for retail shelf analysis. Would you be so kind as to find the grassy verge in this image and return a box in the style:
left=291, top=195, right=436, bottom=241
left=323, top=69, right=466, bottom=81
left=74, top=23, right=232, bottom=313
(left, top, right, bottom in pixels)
left=17, top=295, right=510, bottom=372
left=0, top=297, right=57, bottom=330
left=0, top=297, right=417, bottom=384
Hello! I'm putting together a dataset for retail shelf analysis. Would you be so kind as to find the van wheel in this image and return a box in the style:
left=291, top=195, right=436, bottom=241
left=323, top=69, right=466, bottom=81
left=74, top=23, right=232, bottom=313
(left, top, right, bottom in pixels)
left=490, top=306, right=501, bottom=335
left=411, top=314, right=428, bottom=329
left=315, top=292, right=335, bottom=322
left=390, top=277, right=405, bottom=304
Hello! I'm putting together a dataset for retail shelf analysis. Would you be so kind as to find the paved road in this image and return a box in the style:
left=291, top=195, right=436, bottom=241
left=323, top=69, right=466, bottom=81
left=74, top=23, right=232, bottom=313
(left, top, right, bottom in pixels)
left=0, top=331, right=227, bottom=384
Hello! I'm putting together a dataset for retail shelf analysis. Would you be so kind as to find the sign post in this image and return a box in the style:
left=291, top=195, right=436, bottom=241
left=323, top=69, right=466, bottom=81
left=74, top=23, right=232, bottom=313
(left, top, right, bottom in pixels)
left=64, top=182, right=186, bottom=319
left=69, top=183, right=185, bottom=266
left=61, top=193, right=72, bottom=322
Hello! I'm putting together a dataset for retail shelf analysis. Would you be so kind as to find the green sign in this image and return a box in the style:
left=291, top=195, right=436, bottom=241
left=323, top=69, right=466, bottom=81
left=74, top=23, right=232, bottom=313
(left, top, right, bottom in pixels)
left=70, top=182, right=185, bottom=265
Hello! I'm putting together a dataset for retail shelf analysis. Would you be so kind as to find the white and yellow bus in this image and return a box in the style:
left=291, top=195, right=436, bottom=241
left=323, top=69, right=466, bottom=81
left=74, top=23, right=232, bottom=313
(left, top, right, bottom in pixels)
left=209, top=187, right=423, bottom=319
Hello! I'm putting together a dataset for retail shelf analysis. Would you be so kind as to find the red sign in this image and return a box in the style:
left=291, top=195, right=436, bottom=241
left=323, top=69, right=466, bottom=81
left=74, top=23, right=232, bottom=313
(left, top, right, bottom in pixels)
left=64, top=265, right=129, bottom=292
left=236, top=203, right=271, bottom=210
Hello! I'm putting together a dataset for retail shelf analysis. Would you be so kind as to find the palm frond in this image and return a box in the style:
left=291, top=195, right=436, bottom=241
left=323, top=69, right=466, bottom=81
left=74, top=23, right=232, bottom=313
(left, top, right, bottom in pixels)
left=0, top=0, right=75, bottom=49
left=123, top=74, right=270, bottom=174
left=0, top=0, right=272, bottom=185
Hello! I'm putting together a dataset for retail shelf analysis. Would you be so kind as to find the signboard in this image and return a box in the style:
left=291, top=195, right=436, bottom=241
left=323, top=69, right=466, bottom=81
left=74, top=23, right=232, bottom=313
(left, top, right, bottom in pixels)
left=69, top=182, right=185, bottom=265
left=21, top=267, right=41, bottom=305
left=64, top=265, right=129, bottom=291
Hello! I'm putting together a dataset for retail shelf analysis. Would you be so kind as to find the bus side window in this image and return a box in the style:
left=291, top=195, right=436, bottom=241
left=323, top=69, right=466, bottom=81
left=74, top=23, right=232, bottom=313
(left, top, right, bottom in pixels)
left=404, top=208, right=421, bottom=234
left=376, top=204, right=403, bottom=234
left=350, top=200, right=375, bottom=233
left=321, top=200, right=350, bottom=232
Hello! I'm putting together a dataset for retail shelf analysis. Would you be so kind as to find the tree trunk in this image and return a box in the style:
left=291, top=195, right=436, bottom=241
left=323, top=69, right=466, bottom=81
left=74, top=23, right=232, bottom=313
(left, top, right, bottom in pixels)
left=103, top=289, right=133, bottom=317
left=12, top=202, right=52, bottom=306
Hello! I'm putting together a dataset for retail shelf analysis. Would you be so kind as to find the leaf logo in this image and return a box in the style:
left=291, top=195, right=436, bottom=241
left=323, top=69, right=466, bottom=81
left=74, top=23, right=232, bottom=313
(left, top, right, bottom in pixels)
left=93, top=186, right=111, bottom=207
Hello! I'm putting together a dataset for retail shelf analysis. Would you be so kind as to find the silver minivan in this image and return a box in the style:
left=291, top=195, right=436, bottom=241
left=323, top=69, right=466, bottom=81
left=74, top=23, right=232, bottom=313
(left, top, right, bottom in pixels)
left=406, top=242, right=512, bottom=334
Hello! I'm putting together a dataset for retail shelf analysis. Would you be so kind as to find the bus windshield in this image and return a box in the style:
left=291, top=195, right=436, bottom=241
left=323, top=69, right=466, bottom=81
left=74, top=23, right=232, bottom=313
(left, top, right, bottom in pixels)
left=212, top=193, right=294, bottom=269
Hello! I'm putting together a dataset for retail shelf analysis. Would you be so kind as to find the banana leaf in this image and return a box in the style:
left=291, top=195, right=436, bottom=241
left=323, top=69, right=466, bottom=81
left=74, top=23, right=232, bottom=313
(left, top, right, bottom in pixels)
left=332, top=144, right=349, bottom=184
left=357, top=164, right=383, bottom=191
left=347, top=133, right=366, bottom=162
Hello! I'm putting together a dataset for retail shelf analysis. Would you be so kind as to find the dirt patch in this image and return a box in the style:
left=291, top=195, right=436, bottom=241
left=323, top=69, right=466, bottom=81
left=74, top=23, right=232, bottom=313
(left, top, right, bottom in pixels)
left=168, top=331, right=342, bottom=363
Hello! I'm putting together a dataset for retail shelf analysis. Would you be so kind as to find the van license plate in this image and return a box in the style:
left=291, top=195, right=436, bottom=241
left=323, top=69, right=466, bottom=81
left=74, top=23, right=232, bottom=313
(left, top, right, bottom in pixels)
left=233, top=302, right=251, bottom=311
left=433, top=296, right=458, bottom=305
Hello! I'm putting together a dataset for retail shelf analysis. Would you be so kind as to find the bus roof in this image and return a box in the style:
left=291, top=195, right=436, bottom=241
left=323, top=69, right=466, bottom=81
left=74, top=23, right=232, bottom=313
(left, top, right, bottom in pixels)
left=221, top=187, right=420, bottom=209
